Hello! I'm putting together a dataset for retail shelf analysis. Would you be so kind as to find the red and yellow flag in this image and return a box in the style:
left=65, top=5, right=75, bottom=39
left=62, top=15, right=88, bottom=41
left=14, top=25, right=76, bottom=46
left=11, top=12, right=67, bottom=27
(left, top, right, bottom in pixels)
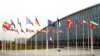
left=35, top=18, right=40, bottom=26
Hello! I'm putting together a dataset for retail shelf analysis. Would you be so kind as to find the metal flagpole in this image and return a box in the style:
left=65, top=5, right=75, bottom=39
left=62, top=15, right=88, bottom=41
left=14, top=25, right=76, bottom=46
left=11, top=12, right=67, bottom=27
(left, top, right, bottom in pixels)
left=75, top=23, right=78, bottom=54
left=25, top=38, right=26, bottom=56
left=57, top=18, right=59, bottom=56
left=46, top=26, right=48, bottom=56
left=41, top=32, right=43, bottom=49
left=35, top=31, right=37, bottom=56
left=53, top=30, right=54, bottom=48
left=87, top=27, right=90, bottom=53
left=82, top=20, right=85, bottom=55
left=90, top=28, right=93, bottom=53
left=2, top=28, right=4, bottom=53
left=67, top=27, right=69, bottom=56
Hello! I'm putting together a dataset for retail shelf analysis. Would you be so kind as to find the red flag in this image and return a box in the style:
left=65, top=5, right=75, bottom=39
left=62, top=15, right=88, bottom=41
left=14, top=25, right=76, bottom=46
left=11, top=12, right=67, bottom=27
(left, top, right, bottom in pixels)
left=2, top=22, right=11, bottom=30
left=66, top=19, right=73, bottom=28
left=87, top=21, right=99, bottom=30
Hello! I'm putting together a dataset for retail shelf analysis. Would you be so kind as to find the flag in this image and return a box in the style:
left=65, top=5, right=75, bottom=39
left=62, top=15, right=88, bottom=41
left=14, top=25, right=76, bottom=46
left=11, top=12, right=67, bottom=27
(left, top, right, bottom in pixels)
left=41, top=29, right=47, bottom=33
left=87, top=21, right=99, bottom=30
left=75, top=18, right=82, bottom=26
left=41, top=28, right=52, bottom=33
left=48, top=19, right=55, bottom=26
left=21, top=28, right=25, bottom=33
left=35, top=17, right=40, bottom=26
left=58, top=29, right=63, bottom=33
left=26, top=17, right=33, bottom=26
left=26, top=28, right=35, bottom=33
left=11, top=29, right=19, bottom=34
left=11, top=19, right=16, bottom=28
left=48, top=35, right=54, bottom=42
left=66, top=19, right=73, bottom=28
left=17, top=18, right=22, bottom=28
left=82, top=20, right=87, bottom=26
left=2, top=22, right=12, bottom=30
left=57, top=18, right=61, bottom=27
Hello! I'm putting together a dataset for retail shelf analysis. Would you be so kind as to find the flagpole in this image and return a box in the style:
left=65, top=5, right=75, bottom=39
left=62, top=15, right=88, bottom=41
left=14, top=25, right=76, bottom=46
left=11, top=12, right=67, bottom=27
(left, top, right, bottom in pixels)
left=53, top=30, right=54, bottom=48
left=57, top=18, right=59, bottom=56
left=90, top=28, right=93, bottom=53
left=66, top=19, right=73, bottom=56
left=46, top=25, right=48, bottom=56
left=67, top=27, right=69, bottom=55
left=75, top=23, right=78, bottom=54
left=82, top=21, right=85, bottom=55
left=87, top=27, right=90, bottom=53
left=2, top=28, right=4, bottom=53
left=41, top=32, right=43, bottom=49
left=35, top=32, right=37, bottom=56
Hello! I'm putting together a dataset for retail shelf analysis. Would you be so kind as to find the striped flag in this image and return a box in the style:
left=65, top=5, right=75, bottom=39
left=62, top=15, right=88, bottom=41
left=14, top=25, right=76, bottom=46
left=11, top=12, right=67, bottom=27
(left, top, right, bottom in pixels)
left=35, top=17, right=40, bottom=26
left=87, top=21, right=99, bottom=30
left=26, top=17, right=33, bottom=26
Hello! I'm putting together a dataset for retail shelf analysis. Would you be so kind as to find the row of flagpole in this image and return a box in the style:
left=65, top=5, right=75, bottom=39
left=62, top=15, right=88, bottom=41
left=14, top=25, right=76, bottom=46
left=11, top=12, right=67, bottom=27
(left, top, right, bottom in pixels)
left=1, top=16, right=99, bottom=56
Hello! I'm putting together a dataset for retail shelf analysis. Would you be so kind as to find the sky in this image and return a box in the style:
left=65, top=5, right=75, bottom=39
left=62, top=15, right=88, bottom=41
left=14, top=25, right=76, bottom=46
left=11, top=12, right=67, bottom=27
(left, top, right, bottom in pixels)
left=0, top=0, right=100, bottom=41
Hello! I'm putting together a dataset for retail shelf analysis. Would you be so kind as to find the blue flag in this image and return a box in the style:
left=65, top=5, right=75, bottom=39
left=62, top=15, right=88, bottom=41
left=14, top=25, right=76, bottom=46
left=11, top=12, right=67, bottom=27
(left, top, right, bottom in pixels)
left=11, top=19, right=16, bottom=28
left=48, top=19, right=55, bottom=26
left=26, top=17, right=33, bottom=26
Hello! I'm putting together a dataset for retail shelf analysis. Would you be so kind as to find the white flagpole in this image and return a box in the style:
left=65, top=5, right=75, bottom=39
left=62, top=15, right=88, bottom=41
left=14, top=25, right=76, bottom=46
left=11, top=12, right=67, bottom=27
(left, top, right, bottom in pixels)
left=57, top=19, right=59, bottom=56
left=87, top=27, right=90, bottom=53
left=82, top=21, right=85, bottom=55
left=90, top=28, right=93, bottom=53
left=25, top=38, right=26, bottom=56
left=46, top=26, right=48, bottom=56
left=2, top=28, right=4, bottom=53
left=35, top=31, right=37, bottom=56
left=67, top=27, right=69, bottom=55
left=41, top=32, right=43, bottom=49
left=53, top=30, right=54, bottom=48
left=75, top=23, right=78, bottom=54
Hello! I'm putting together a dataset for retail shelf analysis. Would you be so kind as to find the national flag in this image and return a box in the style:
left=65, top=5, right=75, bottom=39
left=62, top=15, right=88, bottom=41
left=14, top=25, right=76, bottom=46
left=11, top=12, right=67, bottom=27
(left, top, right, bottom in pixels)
left=26, top=17, right=33, bottom=26
left=75, top=18, right=82, bottom=26
left=48, top=35, right=54, bottom=42
left=11, top=29, right=19, bottom=34
left=11, top=19, right=16, bottom=28
left=57, top=18, right=61, bottom=27
left=48, top=19, right=55, bottom=26
left=2, top=22, right=12, bottom=30
left=41, top=28, right=52, bottom=33
left=35, top=17, right=40, bottom=26
left=41, top=29, right=47, bottom=33
left=17, top=18, right=22, bottom=28
left=82, top=20, right=87, bottom=26
left=21, top=28, right=25, bottom=33
left=58, top=29, right=63, bottom=33
left=26, top=28, right=35, bottom=33
left=66, top=19, right=73, bottom=28
left=87, top=21, right=99, bottom=30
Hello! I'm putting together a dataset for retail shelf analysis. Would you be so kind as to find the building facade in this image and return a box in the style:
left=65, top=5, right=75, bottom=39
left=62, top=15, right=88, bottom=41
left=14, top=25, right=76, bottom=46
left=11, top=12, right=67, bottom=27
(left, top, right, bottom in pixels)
left=27, top=4, right=100, bottom=48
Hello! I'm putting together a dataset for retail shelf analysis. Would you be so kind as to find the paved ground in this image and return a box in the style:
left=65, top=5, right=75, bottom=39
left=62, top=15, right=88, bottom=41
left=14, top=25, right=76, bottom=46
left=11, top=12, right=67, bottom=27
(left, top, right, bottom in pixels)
left=0, top=48, right=98, bottom=56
